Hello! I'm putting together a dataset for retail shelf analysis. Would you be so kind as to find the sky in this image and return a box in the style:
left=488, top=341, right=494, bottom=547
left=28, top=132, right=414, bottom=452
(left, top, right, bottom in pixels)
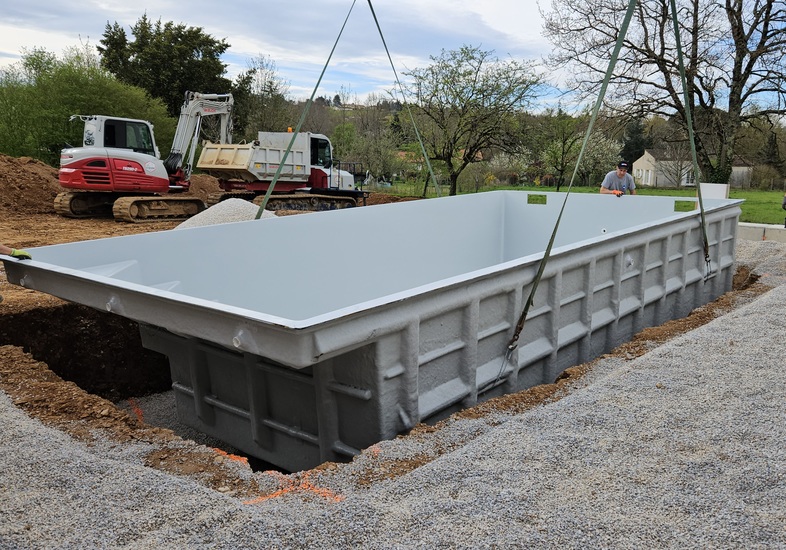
left=0, top=0, right=560, bottom=104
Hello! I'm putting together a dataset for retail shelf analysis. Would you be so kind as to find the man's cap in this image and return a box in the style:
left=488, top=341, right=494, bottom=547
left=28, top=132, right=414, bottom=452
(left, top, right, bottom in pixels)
left=618, top=161, right=630, bottom=170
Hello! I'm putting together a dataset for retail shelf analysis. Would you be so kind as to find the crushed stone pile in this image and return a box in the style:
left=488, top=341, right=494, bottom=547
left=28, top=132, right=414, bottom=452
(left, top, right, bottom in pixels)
left=175, top=199, right=276, bottom=230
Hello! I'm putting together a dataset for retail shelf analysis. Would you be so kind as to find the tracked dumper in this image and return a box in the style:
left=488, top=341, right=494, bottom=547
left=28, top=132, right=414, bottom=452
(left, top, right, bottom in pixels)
left=56, top=92, right=233, bottom=222
left=199, top=131, right=368, bottom=211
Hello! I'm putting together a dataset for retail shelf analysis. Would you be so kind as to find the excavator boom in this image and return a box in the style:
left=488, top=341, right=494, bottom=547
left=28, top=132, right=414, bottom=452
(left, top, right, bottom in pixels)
left=164, top=91, right=234, bottom=180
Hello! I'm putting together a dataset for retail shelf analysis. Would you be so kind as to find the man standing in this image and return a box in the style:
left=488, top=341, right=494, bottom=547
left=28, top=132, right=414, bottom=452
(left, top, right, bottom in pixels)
left=600, top=161, right=636, bottom=196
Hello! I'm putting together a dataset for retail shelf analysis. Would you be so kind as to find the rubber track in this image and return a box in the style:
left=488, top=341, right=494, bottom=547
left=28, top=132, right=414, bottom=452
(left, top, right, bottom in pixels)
left=252, top=194, right=357, bottom=211
left=207, top=192, right=357, bottom=211
left=206, top=192, right=257, bottom=207
left=54, top=192, right=113, bottom=218
left=112, top=196, right=206, bottom=223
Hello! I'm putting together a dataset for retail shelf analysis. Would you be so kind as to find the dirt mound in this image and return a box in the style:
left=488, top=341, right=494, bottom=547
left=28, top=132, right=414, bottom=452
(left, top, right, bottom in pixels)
left=0, top=153, right=223, bottom=215
left=364, top=193, right=421, bottom=206
left=185, top=173, right=222, bottom=201
left=0, top=154, right=60, bottom=215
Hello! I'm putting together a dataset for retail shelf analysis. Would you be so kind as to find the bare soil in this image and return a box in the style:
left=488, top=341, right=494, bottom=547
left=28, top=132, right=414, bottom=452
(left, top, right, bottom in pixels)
left=0, top=153, right=771, bottom=498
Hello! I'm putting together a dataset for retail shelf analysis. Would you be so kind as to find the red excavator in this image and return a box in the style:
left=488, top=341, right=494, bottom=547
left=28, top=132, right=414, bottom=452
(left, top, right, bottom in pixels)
left=57, top=90, right=367, bottom=221
left=56, top=91, right=234, bottom=222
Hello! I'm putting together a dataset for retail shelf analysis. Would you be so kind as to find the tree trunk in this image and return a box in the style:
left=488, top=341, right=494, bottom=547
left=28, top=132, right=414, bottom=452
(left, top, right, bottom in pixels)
left=449, top=173, right=459, bottom=196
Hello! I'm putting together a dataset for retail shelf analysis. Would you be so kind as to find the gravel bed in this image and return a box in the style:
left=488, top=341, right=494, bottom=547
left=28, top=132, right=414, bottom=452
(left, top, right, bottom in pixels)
left=2, top=239, right=785, bottom=549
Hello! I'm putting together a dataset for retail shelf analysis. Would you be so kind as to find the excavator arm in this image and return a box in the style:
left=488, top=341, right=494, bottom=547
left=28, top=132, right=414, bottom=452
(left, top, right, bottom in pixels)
left=164, top=91, right=234, bottom=181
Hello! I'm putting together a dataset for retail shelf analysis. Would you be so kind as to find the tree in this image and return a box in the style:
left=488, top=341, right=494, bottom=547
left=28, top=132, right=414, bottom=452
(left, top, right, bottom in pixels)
left=402, top=45, right=544, bottom=195
left=620, top=119, right=653, bottom=164
left=751, top=164, right=782, bottom=190
left=334, top=85, right=356, bottom=127
left=575, top=134, right=622, bottom=186
left=98, top=14, right=233, bottom=117
left=762, top=132, right=784, bottom=176
left=352, top=94, right=400, bottom=182
left=295, top=99, right=335, bottom=135
left=232, top=54, right=293, bottom=139
left=537, top=108, right=587, bottom=190
left=486, top=151, right=533, bottom=186
left=0, top=45, right=172, bottom=164
left=331, top=122, right=357, bottom=160
left=544, top=0, right=786, bottom=184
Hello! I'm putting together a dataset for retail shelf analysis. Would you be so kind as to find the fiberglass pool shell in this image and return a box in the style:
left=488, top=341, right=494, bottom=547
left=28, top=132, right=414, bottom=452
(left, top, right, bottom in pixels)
left=2, top=191, right=742, bottom=470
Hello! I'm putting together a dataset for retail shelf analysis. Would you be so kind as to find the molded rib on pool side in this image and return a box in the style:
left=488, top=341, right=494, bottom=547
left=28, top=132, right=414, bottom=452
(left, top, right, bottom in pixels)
left=82, top=260, right=181, bottom=292
left=81, top=260, right=139, bottom=278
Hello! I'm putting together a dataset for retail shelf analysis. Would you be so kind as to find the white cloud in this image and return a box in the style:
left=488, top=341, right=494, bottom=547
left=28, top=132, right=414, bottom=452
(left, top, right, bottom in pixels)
left=0, top=0, right=554, bottom=101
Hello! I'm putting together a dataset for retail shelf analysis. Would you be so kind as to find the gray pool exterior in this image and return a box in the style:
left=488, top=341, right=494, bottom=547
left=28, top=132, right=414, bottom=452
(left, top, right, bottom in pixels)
left=2, top=191, right=742, bottom=471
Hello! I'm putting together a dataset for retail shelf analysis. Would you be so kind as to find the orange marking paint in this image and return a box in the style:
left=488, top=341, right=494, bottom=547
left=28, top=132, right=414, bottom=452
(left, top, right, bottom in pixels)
left=243, top=471, right=344, bottom=505
left=367, top=444, right=381, bottom=458
left=212, top=447, right=249, bottom=465
left=127, top=398, right=144, bottom=423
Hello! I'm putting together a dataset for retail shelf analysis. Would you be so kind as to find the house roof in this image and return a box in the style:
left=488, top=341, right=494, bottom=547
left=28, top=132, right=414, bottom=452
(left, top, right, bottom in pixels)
left=640, top=148, right=753, bottom=167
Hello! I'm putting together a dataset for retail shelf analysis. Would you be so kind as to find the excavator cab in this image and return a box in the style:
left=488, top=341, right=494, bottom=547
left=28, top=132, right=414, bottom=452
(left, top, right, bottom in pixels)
left=102, top=119, right=157, bottom=156
left=76, top=115, right=160, bottom=158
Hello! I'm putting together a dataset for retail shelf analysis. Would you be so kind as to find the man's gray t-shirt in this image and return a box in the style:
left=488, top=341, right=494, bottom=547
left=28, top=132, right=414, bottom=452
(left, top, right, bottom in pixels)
left=601, top=170, right=635, bottom=193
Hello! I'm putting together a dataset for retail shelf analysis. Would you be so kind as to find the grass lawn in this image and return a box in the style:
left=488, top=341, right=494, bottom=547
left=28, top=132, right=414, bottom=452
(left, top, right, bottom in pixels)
left=375, top=183, right=786, bottom=225
left=726, top=190, right=786, bottom=224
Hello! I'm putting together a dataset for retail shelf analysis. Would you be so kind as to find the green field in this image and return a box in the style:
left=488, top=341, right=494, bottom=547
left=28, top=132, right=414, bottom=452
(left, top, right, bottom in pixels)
left=372, top=184, right=786, bottom=225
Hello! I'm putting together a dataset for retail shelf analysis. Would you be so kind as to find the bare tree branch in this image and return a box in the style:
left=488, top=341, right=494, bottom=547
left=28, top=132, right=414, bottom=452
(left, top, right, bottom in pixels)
left=543, top=0, right=786, bottom=182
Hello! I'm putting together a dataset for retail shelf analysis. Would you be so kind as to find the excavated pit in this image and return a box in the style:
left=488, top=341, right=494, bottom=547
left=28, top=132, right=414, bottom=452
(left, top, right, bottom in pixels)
left=0, top=301, right=286, bottom=471
left=0, top=303, right=170, bottom=400
left=0, top=264, right=766, bottom=482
